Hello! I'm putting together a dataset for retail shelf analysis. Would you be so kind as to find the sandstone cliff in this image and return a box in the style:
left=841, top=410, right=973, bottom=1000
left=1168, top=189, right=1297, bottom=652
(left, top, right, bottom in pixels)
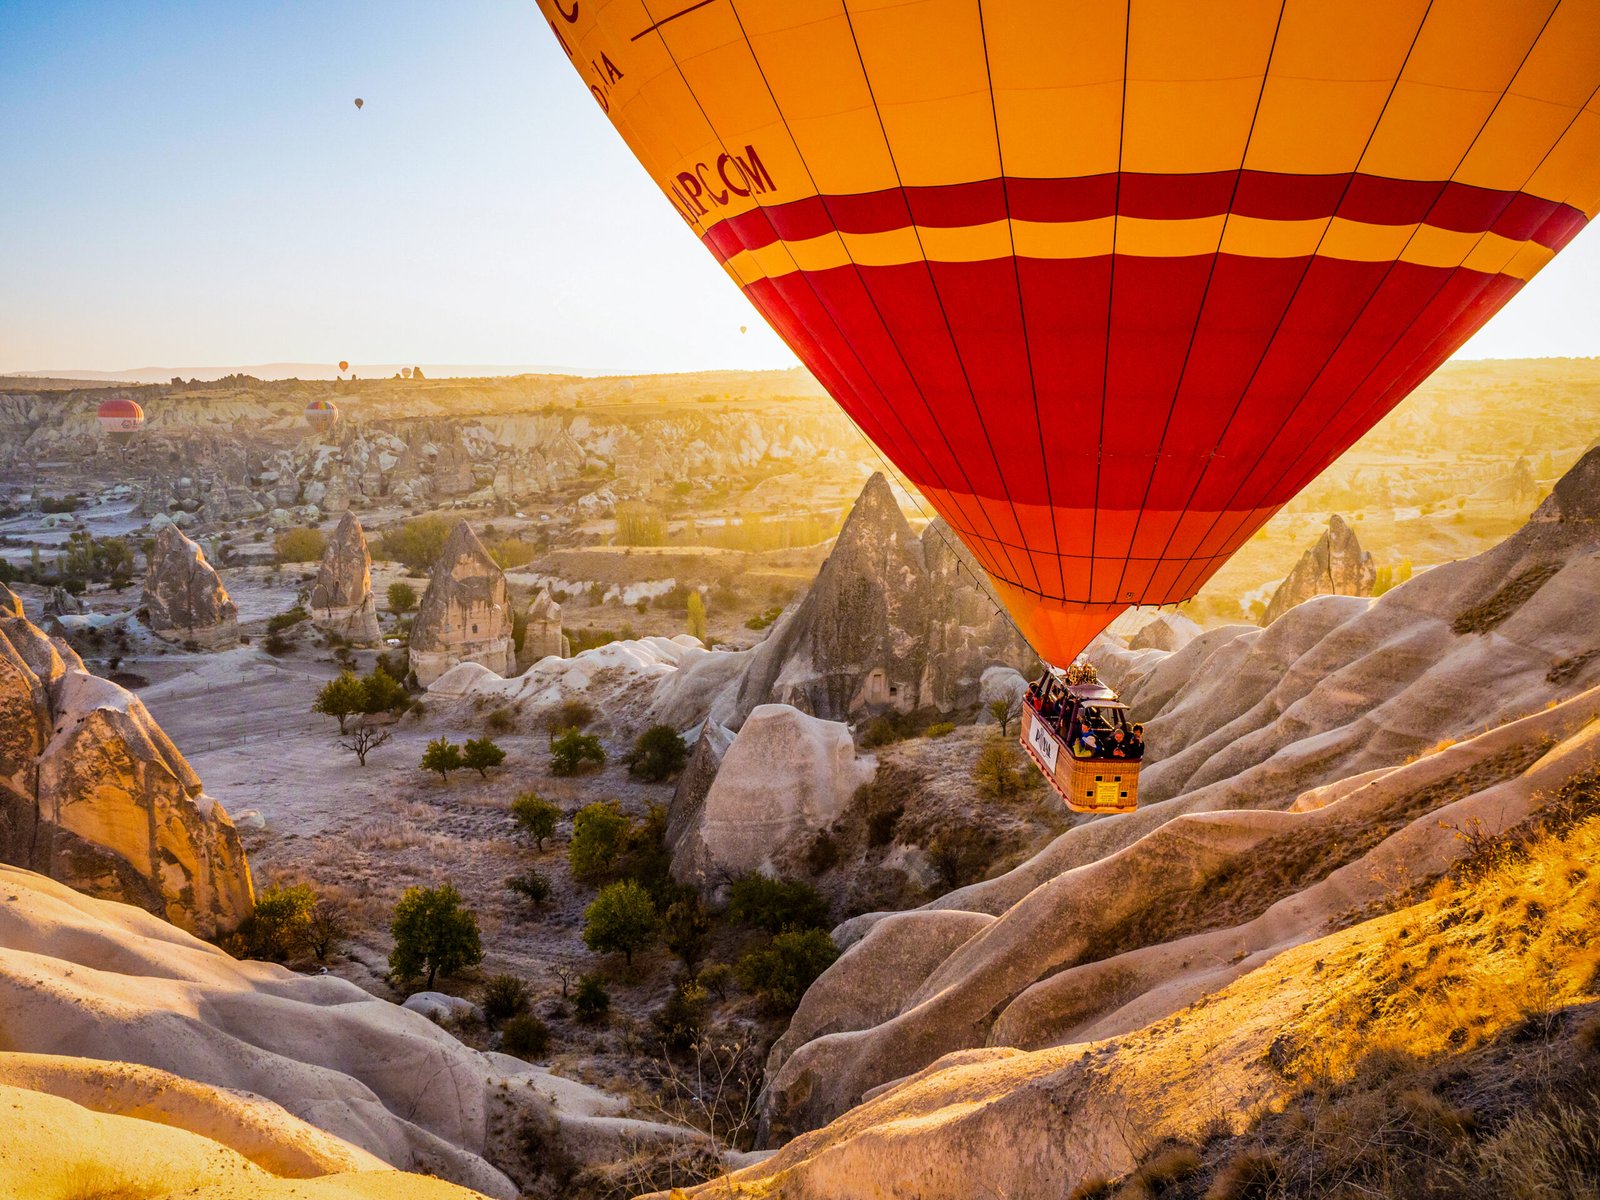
left=142, top=524, right=239, bottom=647
left=307, top=512, right=381, bottom=645
left=724, top=472, right=1032, bottom=726
left=0, top=612, right=252, bottom=936
left=1259, top=513, right=1375, bottom=625
left=514, top=586, right=565, bottom=671
left=409, top=520, right=515, bottom=687
left=753, top=447, right=1600, bottom=1145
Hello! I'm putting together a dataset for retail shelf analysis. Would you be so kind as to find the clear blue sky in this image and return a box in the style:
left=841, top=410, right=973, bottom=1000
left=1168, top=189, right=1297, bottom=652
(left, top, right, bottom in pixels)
left=1, top=0, right=1596, bottom=375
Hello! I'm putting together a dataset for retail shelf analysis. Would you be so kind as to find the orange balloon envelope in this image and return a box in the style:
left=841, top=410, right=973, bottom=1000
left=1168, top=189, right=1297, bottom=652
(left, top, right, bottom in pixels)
left=304, top=398, right=339, bottom=434
left=338, top=361, right=349, bottom=373
left=96, top=396, right=144, bottom=445
left=540, top=0, right=1600, bottom=665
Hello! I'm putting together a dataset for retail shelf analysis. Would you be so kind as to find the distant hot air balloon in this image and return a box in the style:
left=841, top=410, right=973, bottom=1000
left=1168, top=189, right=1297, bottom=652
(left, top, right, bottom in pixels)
left=354, top=98, right=364, bottom=110
left=401, top=367, right=413, bottom=379
left=542, top=0, right=1600, bottom=668
left=304, top=398, right=339, bottom=434
left=739, top=325, right=748, bottom=334
left=96, top=397, right=144, bottom=445
left=338, top=360, right=349, bottom=375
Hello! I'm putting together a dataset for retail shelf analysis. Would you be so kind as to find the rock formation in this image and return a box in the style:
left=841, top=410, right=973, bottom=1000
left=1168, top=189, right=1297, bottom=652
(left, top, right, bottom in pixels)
left=409, top=520, right=515, bottom=687
left=0, top=584, right=22, bottom=618
left=1260, top=513, right=1375, bottom=625
left=0, top=864, right=692, bottom=1199
left=724, top=472, right=1031, bottom=725
left=670, top=704, right=876, bottom=887
left=755, top=448, right=1600, bottom=1143
left=514, top=586, right=565, bottom=671
left=142, top=524, right=239, bottom=648
left=43, top=585, right=85, bottom=617
left=307, top=512, right=381, bottom=645
left=0, top=611, right=252, bottom=936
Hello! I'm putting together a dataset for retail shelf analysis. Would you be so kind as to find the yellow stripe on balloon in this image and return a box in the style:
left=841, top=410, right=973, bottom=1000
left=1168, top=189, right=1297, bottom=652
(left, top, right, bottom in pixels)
left=719, top=216, right=1554, bottom=283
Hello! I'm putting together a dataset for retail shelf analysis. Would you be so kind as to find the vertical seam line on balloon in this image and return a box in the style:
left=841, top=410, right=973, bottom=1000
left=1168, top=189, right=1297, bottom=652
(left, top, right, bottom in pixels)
left=1088, top=0, right=1133, bottom=609
left=1181, top=20, right=1594, bottom=598
left=1106, top=0, right=1288, bottom=608
left=974, top=0, right=1068, bottom=607
left=1140, top=0, right=1439, bottom=598
left=714, top=0, right=1042, bottom=599
left=836, top=0, right=1051, bottom=601
left=1163, top=0, right=1568, bottom=601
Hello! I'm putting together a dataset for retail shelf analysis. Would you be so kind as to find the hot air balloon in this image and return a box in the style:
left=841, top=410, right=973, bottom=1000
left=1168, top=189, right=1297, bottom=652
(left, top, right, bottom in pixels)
left=739, top=325, right=748, bottom=334
left=402, top=367, right=413, bottom=379
left=97, top=397, right=145, bottom=445
left=304, top=398, right=339, bottom=434
left=544, top=0, right=1600, bottom=678
left=338, top=360, right=349, bottom=375
left=354, top=98, right=364, bottom=110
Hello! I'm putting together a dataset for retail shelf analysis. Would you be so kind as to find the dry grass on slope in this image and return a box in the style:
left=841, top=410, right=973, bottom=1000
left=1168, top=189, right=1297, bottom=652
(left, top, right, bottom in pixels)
left=1075, top=771, right=1600, bottom=1200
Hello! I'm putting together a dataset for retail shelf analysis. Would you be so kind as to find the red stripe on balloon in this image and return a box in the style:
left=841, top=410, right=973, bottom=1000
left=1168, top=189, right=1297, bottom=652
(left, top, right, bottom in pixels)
left=699, top=171, right=1584, bottom=260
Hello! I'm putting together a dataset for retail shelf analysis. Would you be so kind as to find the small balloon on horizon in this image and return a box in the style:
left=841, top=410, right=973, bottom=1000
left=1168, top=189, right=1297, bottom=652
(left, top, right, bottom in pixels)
left=354, top=98, right=364, bottom=110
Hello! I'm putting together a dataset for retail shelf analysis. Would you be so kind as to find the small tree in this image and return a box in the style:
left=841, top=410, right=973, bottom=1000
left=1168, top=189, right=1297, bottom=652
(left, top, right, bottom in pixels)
left=387, top=580, right=418, bottom=615
left=663, top=896, right=712, bottom=971
left=421, top=737, right=462, bottom=783
left=546, top=698, right=596, bottom=737
left=295, top=892, right=350, bottom=962
left=361, top=666, right=409, bottom=714
left=727, top=875, right=830, bottom=934
left=388, top=883, right=484, bottom=990
left=584, top=880, right=658, bottom=966
left=501, top=1013, right=550, bottom=1059
left=569, top=801, right=632, bottom=881
left=481, top=973, right=531, bottom=1027
left=988, top=695, right=1022, bottom=737
left=973, top=737, right=1031, bottom=799
left=462, top=736, right=506, bottom=778
left=686, top=590, right=707, bottom=641
left=340, top=724, right=392, bottom=766
left=505, top=869, right=552, bottom=907
left=626, top=724, right=689, bottom=782
left=275, top=527, right=326, bottom=564
left=239, top=883, right=317, bottom=960
left=314, top=670, right=367, bottom=733
left=550, top=729, right=606, bottom=776
left=926, top=824, right=998, bottom=889
left=573, top=974, right=610, bottom=1023
left=511, top=792, right=561, bottom=850
left=736, top=928, right=838, bottom=1011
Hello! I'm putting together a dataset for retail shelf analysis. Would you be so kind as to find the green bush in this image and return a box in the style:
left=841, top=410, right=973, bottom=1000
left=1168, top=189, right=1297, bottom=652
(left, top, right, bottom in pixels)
left=386, top=580, right=418, bottom=614
left=505, top=869, right=553, bottom=906
left=481, top=973, right=530, bottom=1026
left=313, top=671, right=366, bottom=733
left=462, top=736, right=506, bottom=778
left=745, top=605, right=784, bottom=631
left=361, top=666, right=409, bottom=714
left=736, top=929, right=838, bottom=1011
left=550, top=730, right=606, bottom=776
left=388, top=883, right=483, bottom=990
left=626, top=725, right=689, bottom=782
left=698, top=961, right=735, bottom=1001
left=583, top=880, right=658, bottom=965
left=727, top=875, right=830, bottom=934
left=662, top=896, right=712, bottom=971
left=653, top=978, right=709, bottom=1054
left=486, top=706, right=516, bottom=734
left=569, top=801, right=632, bottom=881
left=511, top=793, right=561, bottom=850
left=500, top=1013, right=551, bottom=1059
left=421, top=736, right=462, bottom=781
left=266, top=606, right=310, bottom=634
left=860, top=713, right=914, bottom=748
left=377, top=514, right=455, bottom=571
left=573, top=974, right=611, bottom=1024
left=239, top=883, right=317, bottom=961
left=972, top=737, right=1033, bottom=800
left=924, top=721, right=956, bottom=738
left=274, top=527, right=325, bottom=564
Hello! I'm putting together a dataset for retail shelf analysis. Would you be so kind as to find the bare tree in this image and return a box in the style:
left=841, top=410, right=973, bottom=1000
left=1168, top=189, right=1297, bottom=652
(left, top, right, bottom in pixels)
left=340, top=725, right=392, bottom=767
left=634, top=1036, right=765, bottom=1197
left=988, top=694, right=1023, bottom=737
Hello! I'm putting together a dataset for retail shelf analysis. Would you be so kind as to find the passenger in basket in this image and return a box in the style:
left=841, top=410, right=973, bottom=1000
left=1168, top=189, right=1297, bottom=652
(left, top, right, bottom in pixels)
left=1126, top=723, right=1146, bottom=760
left=1109, top=726, right=1130, bottom=757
